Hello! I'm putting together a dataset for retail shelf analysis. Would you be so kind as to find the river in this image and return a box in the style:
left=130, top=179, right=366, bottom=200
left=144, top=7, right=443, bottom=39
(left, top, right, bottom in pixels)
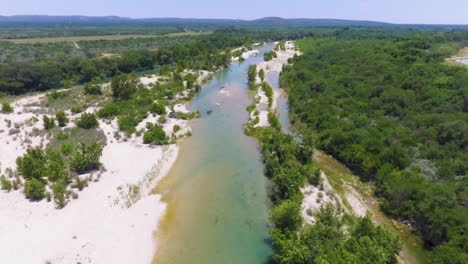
left=152, top=44, right=275, bottom=264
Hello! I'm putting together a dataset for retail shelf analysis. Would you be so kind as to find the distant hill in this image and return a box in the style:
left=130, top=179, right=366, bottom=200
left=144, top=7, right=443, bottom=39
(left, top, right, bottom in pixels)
left=0, top=15, right=393, bottom=27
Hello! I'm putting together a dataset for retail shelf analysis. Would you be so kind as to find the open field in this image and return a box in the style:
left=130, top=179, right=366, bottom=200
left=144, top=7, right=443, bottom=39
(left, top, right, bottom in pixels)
left=4, top=31, right=211, bottom=44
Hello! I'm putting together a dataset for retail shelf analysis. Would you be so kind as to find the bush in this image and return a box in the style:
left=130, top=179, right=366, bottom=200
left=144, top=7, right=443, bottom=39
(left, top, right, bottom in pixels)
left=61, top=143, right=74, bottom=156
left=71, top=104, right=83, bottom=113
left=151, top=102, right=166, bottom=115
left=83, top=82, right=102, bottom=95
left=0, top=177, right=12, bottom=191
left=56, top=111, right=69, bottom=127
left=16, top=148, right=46, bottom=180
left=111, top=73, right=139, bottom=100
left=52, top=180, right=67, bottom=208
left=270, top=199, right=302, bottom=231
left=70, top=142, right=103, bottom=173
left=173, top=124, right=181, bottom=133
left=43, top=115, right=56, bottom=130
left=143, top=124, right=168, bottom=145
left=1, top=102, right=13, bottom=113
left=97, top=103, right=120, bottom=118
left=77, top=113, right=99, bottom=129
left=24, top=178, right=46, bottom=200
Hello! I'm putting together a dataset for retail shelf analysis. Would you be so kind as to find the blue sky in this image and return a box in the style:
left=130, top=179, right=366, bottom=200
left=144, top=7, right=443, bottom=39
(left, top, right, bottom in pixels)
left=1, top=0, right=467, bottom=24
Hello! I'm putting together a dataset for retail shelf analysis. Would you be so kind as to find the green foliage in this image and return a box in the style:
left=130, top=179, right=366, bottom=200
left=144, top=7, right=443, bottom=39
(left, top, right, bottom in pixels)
left=52, top=180, right=67, bottom=208
left=259, top=69, right=265, bottom=81
left=173, top=111, right=200, bottom=120
left=151, top=102, right=167, bottom=115
left=97, top=103, right=120, bottom=118
left=111, top=73, right=139, bottom=100
left=17, top=148, right=47, bottom=180
left=270, top=205, right=401, bottom=264
left=24, top=178, right=46, bottom=200
left=264, top=50, right=277, bottom=61
left=55, top=111, right=69, bottom=127
left=261, top=82, right=274, bottom=107
left=281, top=36, right=468, bottom=261
left=69, top=142, right=103, bottom=173
left=83, top=82, right=102, bottom=95
left=247, top=65, right=257, bottom=89
left=1, top=102, right=13, bottom=113
left=143, top=123, right=168, bottom=145
left=206, top=110, right=213, bottom=115
left=173, top=124, right=181, bottom=133
left=0, top=177, right=12, bottom=191
left=270, top=199, right=302, bottom=231
left=268, top=111, right=281, bottom=130
left=77, top=113, right=99, bottom=129
left=43, top=115, right=56, bottom=130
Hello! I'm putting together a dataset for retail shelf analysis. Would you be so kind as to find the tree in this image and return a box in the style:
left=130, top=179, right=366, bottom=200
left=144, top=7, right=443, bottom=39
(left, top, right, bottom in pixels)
left=247, top=65, right=257, bottom=89
left=77, top=113, right=99, bottom=129
left=259, top=69, right=265, bottom=81
left=270, top=199, right=302, bottom=231
left=111, top=73, right=139, bottom=100
left=55, top=111, right=69, bottom=127
left=24, top=178, right=45, bottom=200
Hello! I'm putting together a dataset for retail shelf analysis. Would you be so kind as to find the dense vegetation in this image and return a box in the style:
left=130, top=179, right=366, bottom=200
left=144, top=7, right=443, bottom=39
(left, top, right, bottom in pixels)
left=0, top=28, right=322, bottom=95
left=281, top=33, right=468, bottom=263
left=248, top=116, right=400, bottom=263
left=10, top=142, right=103, bottom=207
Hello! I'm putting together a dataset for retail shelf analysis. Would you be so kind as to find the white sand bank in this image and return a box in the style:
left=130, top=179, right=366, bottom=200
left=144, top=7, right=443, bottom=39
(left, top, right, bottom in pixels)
left=0, top=83, right=192, bottom=263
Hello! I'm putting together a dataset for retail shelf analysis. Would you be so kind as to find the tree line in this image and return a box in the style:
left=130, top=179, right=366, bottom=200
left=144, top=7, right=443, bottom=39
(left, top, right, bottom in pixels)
left=280, top=31, right=468, bottom=263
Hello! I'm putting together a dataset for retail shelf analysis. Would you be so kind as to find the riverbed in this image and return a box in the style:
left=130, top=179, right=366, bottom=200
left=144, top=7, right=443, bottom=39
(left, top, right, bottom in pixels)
left=152, top=44, right=275, bottom=264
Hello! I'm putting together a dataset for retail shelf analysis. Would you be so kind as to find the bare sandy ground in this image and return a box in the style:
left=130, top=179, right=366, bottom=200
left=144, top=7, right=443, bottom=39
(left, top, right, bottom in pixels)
left=0, top=74, right=200, bottom=263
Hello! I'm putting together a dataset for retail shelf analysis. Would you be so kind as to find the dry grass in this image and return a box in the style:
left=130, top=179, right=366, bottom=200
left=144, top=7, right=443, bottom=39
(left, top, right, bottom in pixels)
left=5, top=31, right=211, bottom=44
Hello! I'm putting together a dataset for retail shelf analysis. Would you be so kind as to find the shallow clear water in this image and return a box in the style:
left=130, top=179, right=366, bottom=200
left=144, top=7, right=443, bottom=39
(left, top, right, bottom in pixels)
left=153, top=44, right=274, bottom=264
left=459, top=58, right=468, bottom=65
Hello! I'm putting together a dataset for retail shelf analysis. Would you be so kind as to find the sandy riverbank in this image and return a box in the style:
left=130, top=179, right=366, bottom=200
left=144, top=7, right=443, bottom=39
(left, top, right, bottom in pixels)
left=250, top=41, right=301, bottom=127
left=0, top=73, right=198, bottom=263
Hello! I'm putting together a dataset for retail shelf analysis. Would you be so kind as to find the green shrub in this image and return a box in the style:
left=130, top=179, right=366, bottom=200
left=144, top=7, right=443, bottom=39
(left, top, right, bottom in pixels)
left=71, top=104, right=83, bottom=113
left=70, top=142, right=103, bottom=173
left=111, top=73, right=139, bottom=100
left=83, top=82, right=102, bottom=95
left=1, top=103, right=13, bottom=113
left=173, top=111, right=200, bottom=120
left=43, top=115, right=56, bottom=130
left=52, top=180, right=67, bottom=208
left=270, top=199, right=302, bottom=231
left=151, top=102, right=166, bottom=115
left=97, top=103, right=120, bottom=118
left=16, top=148, right=47, bottom=180
left=61, top=143, right=74, bottom=156
left=56, top=111, right=69, bottom=127
left=143, top=124, right=168, bottom=145
left=24, top=178, right=46, bottom=200
left=268, top=112, right=281, bottom=130
left=206, top=110, right=213, bottom=115
left=246, top=103, right=256, bottom=113
left=77, top=113, right=99, bottom=129
left=0, top=177, right=12, bottom=191
left=173, top=124, right=181, bottom=133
